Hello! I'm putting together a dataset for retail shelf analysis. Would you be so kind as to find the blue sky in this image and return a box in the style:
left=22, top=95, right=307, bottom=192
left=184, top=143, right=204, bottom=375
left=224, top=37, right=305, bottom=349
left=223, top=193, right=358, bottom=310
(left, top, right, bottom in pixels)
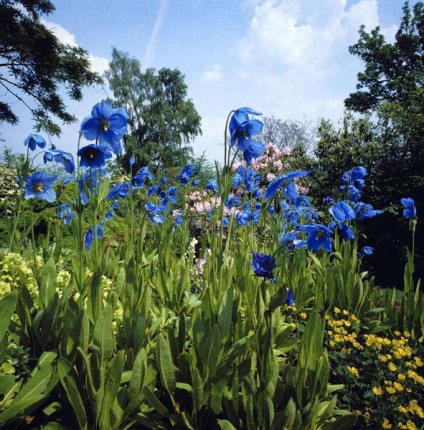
left=1, top=0, right=417, bottom=163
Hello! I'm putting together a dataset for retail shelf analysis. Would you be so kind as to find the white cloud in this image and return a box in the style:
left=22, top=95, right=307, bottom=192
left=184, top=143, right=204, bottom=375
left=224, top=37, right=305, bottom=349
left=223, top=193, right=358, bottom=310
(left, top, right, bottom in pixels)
left=41, top=20, right=109, bottom=74
left=42, top=20, right=78, bottom=47
left=202, top=64, right=224, bottom=81
left=87, top=55, right=110, bottom=75
left=235, top=0, right=393, bottom=122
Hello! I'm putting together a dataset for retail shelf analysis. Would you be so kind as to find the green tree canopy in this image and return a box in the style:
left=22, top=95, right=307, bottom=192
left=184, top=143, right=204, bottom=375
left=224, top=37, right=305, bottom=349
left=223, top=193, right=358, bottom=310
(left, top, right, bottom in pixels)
left=312, top=1, right=424, bottom=288
left=0, top=0, right=102, bottom=135
left=105, top=47, right=202, bottom=174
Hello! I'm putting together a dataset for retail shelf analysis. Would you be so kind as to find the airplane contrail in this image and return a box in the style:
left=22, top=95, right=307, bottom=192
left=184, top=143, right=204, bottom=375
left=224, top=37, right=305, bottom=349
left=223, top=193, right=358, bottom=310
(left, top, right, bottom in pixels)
left=143, top=0, right=169, bottom=67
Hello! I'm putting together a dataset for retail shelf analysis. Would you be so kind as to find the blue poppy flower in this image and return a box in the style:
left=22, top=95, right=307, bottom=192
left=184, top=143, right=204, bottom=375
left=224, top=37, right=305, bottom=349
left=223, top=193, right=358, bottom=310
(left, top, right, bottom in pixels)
left=340, top=224, right=355, bottom=241
left=252, top=252, right=276, bottom=283
left=401, top=198, right=417, bottom=219
left=43, top=149, right=75, bottom=174
left=85, top=223, right=104, bottom=251
left=229, top=107, right=265, bottom=165
left=145, top=202, right=165, bottom=225
left=80, top=101, right=128, bottom=155
left=299, top=224, right=333, bottom=252
left=357, top=246, right=374, bottom=259
left=178, top=163, right=197, bottom=184
left=264, top=170, right=309, bottom=200
left=132, top=166, right=153, bottom=188
left=107, top=180, right=131, bottom=200
left=354, top=202, right=384, bottom=221
left=78, top=144, right=112, bottom=169
left=206, top=178, right=218, bottom=192
left=56, top=203, right=76, bottom=225
left=24, top=171, right=58, bottom=203
left=192, top=179, right=200, bottom=186
left=225, top=195, right=241, bottom=210
left=147, top=185, right=160, bottom=196
left=329, top=201, right=355, bottom=227
left=24, top=134, right=46, bottom=151
left=286, top=288, right=295, bottom=306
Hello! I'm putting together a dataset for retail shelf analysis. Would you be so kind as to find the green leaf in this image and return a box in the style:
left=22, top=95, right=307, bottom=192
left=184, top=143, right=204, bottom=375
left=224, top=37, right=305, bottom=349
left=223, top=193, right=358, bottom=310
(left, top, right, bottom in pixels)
left=93, top=304, right=114, bottom=363
left=141, top=386, right=169, bottom=416
left=0, top=375, right=16, bottom=396
left=320, top=414, right=357, bottom=430
left=218, top=286, right=234, bottom=341
left=0, top=292, right=17, bottom=341
left=99, top=350, right=124, bottom=429
left=40, top=257, right=57, bottom=308
left=217, top=419, right=237, bottom=430
left=156, top=333, right=177, bottom=398
left=0, top=352, right=57, bottom=425
left=57, top=358, right=87, bottom=430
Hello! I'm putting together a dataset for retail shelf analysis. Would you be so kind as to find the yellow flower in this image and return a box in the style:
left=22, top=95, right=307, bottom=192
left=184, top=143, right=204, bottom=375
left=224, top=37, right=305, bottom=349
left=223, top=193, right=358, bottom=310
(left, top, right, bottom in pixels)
left=414, top=356, right=423, bottom=367
left=344, top=320, right=351, bottom=327
left=382, top=418, right=392, bottom=429
left=394, top=330, right=401, bottom=336
left=388, top=362, right=397, bottom=372
left=405, top=420, right=417, bottom=430
left=398, top=373, right=406, bottom=381
left=347, top=366, right=359, bottom=377
left=350, top=314, right=358, bottom=320
left=372, top=386, right=383, bottom=396
left=342, top=309, right=349, bottom=315
left=394, top=381, right=404, bottom=392
left=299, top=312, right=307, bottom=319
left=334, top=307, right=341, bottom=314
left=386, top=386, right=396, bottom=395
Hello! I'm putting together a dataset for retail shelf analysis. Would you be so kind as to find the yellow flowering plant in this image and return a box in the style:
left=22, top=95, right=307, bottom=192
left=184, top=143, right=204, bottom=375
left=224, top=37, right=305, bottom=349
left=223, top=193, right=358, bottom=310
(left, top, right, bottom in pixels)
left=325, top=308, right=424, bottom=429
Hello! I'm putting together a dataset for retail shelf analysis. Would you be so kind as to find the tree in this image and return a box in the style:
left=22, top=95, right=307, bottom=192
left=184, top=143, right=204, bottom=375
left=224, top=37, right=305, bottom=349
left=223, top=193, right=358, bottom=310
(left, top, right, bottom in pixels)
left=345, top=1, right=424, bottom=186
left=0, top=0, right=102, bottom=136
left=312, top=1, right=424, bottom=288
left=105, top=48, right=202, bottom=174
left=261, top=116, right=316, bottom=154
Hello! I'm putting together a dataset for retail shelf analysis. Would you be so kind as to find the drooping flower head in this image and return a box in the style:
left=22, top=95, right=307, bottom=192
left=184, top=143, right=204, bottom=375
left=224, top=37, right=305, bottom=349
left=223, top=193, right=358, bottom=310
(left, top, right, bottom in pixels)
left=24, top=171, right=58, bottom=203
left=286, top=288, right=295, bottom=306
left=56, top=203, right=76, bottom=225
left=229, top=107, right=265, bottom=165
left=106, top=179, right=131, bottom=200
left=24, top=134, right=46, bottom=151
left=80, top=101, right=128, bottom=155
left=400, top=198, right=417, bottom=219
left=251, top=252, right=277, bottom=283
left=178, top=163, right=197, bottom=185
left=329, top=201, right=355, bottom=227
left=357, top=246, right=374, bottom=259
left=43, top=149, right=75, bottom=174
left=85, top=223, right=105, bottom=251
left=264, top=170, right=309, bottom=200
left=132, top=166, right=153, bottom=189
left=77, top=144, right=112, bottom=169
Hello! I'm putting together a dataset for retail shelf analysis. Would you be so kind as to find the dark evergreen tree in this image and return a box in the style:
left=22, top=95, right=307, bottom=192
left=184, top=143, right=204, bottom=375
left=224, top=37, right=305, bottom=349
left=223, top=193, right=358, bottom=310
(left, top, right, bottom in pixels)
left=0, top=0, right=102, bottom=135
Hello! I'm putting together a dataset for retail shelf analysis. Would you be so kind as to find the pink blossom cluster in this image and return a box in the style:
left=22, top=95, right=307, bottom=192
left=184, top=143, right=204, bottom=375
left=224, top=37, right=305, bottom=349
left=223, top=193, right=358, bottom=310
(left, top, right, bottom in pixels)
left=233, top=143, right=294, bottom=178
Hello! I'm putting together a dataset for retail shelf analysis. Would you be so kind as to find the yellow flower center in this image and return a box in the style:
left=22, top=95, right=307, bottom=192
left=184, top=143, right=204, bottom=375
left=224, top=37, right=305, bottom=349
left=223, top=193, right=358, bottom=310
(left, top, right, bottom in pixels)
left=99, top=118, right=110, bottom=132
